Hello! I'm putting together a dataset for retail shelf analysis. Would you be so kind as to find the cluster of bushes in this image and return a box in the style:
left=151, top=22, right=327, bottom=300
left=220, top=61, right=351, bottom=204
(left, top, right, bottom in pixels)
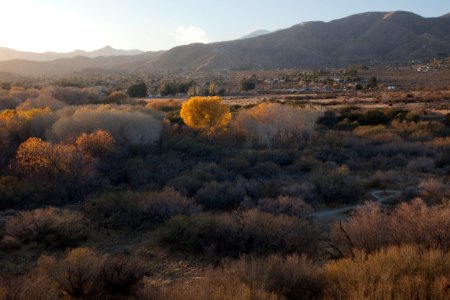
left=157, top=209, right=318, bottom=257
left=331, top=198, right=450, bottom=255
left=0, top=247, right=147, bottom=299
left=0, top=92, right=449, bottom=299
left=1, top=207, right=87, bottom=248
left=83, top=188, right=200, bottom=229
left=0, top=86, right=107, bottom=109
left=154, top=245, right=450, bottom=300
left=158, top=81, right=192, bottom=96
left=51, top=105, right=162, bottom=145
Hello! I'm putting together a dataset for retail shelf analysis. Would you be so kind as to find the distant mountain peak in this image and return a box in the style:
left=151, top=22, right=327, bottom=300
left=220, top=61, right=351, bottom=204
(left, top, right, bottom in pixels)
left=441, top=13, right=450, bottom=18
left=239, top=30, right=271, bottom=39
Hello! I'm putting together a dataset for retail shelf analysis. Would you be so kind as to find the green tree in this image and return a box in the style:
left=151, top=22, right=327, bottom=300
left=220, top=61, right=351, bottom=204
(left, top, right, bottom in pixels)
left=158, top=83, right=177, bottom=96
left=126, top=82, right=147, bottom=98
left=240, top=78, right=256, bottom=91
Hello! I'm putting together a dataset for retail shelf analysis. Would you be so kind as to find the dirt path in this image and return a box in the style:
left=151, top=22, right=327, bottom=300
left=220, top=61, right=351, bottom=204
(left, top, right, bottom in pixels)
left=309, top=189, right=401, bottom=220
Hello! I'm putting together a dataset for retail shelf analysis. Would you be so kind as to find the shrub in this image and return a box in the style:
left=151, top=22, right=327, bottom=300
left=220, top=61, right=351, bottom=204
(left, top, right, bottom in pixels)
left=326, top=245, right=450, bottom=300
left=36, top=248, right=105, bottom=298
left=99, top=253, right=147, bottom=295
left=0, top=107, right=57, bottom=142
left=8, top=87, right=36, bottom=101
left=236, top=103, right=322, bottom=149
left=357, top=110, right=388, bottom=125
left=332, top=199, right=450, bottom=255
left=367, top=170, right=396, bottom=188
left=50, top=86, right=95, bottom=104
left=406, top=157, right=435, bottom=173
left=353, top=125, right=402, bottom=144
left=194, top=181, right=247, bottom=210
left=51, top=105, right=162, bottom=145
left=169, top=175, right=204, bottom=196
left=261, top=255, right=325, bottom=300
left=106, top=91, right=129, bottom=103
left=83, top=188, right=200, bottom=229
left=155, top=254, right=325, bottom=300
left=0, top=176, right=51, bottom=209
left=317, top=110, right=339, bottom=128
left=15, top=138, right=94, bottom=194
left=147, top=99, right=182, bottom=111
left=419, top=178, right=450, bottom=204
left=2, top=207, right=87, bottom=248
left=311, top=162, right=362, bottom=204
left=19, top=89, right=66, bottom=110
left=0, top=96, right=21, bottom=109
left=30, top=248, right=148, bottom=298
left=158, top=209, right=318, bottom=256
left=75, top=130, right=117, bottom=158
left=257, top=196, right=314, bottom=217
left=252, top=161, right=281, bottom=178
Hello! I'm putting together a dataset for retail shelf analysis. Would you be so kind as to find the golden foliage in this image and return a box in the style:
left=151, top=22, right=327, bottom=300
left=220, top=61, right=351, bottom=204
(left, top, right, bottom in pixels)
left=15, top=137, right=92, bottom=179
left=180, top=96, right=231, bottom=133
left=76, top=130, right=116, bottom=157
left=236, top=103, right=322, bottom=148
left=15, top=137, right=54, bottom=176
left=0, top=107, right=56, bottom=140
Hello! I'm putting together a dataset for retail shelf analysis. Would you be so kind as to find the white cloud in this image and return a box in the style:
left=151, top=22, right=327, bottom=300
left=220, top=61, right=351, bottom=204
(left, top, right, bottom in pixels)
left=175, top=25, right=208, bottom=45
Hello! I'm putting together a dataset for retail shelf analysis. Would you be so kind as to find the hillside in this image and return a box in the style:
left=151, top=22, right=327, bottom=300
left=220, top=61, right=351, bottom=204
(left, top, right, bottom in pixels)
left=146, top=11, right=450, bottom=71
left=0, top=11, right=449, bottom=75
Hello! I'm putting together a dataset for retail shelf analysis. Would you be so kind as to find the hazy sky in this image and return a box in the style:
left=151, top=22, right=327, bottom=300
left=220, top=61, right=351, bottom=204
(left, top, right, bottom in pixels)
left=1, top=0, right=449, bottom=53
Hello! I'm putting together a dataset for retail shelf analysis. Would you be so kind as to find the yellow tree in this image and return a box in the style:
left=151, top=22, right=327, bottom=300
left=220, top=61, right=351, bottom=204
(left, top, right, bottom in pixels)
left=180, top=96, right=231, bottom=135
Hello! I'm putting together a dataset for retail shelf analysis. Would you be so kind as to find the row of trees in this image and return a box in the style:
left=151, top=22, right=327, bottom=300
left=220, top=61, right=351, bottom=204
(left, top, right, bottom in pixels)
left=179, top=96, right=322, bottom=147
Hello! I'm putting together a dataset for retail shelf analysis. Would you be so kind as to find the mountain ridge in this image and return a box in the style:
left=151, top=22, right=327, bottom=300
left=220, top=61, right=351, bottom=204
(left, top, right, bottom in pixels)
left=239, top=30, right=271, bottom=40
left=0, top=46, right=144, bottom=62
left=0, top=11, right=449, bottom=76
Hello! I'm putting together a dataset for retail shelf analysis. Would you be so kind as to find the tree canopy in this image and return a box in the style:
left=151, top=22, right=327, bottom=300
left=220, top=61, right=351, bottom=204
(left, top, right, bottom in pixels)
left=126, top=82, right=147, bottom=98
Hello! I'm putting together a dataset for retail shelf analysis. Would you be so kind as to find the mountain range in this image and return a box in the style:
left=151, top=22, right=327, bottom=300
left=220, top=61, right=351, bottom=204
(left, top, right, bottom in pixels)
left=0, top=46, right=143, bottom=62
left=0, top=11, right=449, bottom=76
